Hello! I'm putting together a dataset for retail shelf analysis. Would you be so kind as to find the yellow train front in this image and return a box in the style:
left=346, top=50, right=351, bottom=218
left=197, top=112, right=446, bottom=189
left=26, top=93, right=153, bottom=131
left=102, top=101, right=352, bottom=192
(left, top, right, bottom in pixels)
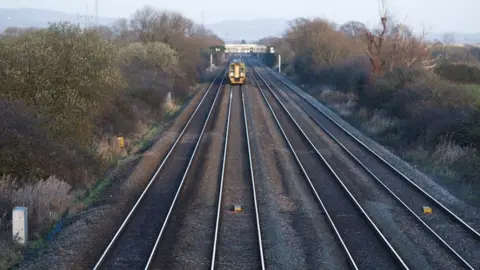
left=228, top=60, right=246, bottom=85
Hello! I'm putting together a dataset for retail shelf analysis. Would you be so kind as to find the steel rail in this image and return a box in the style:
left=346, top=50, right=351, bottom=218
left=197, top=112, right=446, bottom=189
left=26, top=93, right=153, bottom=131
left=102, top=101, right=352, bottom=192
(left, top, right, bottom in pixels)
left=264, top=64, right=480, bottom=239
left=93, top=68, right=226, bottom=270
left=144, top=72, right=227, bottom=269
left=210, top=86, right=233, bottom=269
left=241, top=85, right=266, bottom=270
left=251, top=64, right=409, bottom=269
left=256, top=66, right=475, bottom=269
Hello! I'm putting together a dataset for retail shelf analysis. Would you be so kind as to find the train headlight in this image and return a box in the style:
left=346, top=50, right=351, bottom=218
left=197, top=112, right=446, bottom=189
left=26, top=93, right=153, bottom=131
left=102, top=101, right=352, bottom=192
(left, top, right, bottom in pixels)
left=240, top=73, right=244, bottom=76
left=230, top=72, right=234, bottom=76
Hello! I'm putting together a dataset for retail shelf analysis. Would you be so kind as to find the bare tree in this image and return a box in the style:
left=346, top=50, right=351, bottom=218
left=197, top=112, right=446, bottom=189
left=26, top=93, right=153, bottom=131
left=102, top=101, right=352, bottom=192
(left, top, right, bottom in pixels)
left=389, top=25, right=441, bottom=70
left=364, top=0, right=440, bottom=74
left=111, top=18, right=132, bottom=42
left=130, top=5, right=159, bottom=42
left=340, top=21, right=368, bottom=39
left=257, top=36, right=280, bottom=45
left=364, top=0, right=389, bottom=75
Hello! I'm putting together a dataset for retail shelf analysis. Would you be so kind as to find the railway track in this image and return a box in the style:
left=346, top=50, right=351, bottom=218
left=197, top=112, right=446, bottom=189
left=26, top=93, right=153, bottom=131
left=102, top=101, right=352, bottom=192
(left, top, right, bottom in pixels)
left=211, top=85, right=265, bottom=269
left=252, top=61, right=480, bottom=269
left=92, top=69, right=227, bottom=270
left=243, top=79, right=352, bottom=269
left=146, top=82, right=230, bottom=269
left=248, top=63, right=407, bottom=269
left=149, top=84, right=265, bottom=269
left=91, top=56, right=480, bottom=269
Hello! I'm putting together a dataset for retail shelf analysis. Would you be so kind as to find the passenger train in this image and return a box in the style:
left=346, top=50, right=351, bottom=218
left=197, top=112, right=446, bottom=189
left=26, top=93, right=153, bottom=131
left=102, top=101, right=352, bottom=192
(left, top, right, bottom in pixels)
left=228, top=58, right=246, bottom=85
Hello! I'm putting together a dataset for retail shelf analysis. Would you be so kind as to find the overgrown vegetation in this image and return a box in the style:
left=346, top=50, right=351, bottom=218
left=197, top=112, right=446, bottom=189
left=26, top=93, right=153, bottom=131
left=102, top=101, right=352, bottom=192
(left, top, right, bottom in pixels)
left=0, top=5, right=223, bottom=268
left=259, top=0, right=480, bottom=197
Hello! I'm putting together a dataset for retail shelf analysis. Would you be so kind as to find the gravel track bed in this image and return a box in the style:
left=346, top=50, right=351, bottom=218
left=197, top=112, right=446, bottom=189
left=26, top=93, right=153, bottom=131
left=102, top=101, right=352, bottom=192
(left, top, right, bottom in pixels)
left=244, top=79, right=350, bottom=269
left=150, top=85, right=230, bottom=269
left=260, top=68, right=480, bottom=269
left=95, top=80, right=223, bottom=270
left=215, top=85, right=261, bottom=269
left=258, top=68, right=466, bottom=269
left=253, top=72, right=402, bottom=269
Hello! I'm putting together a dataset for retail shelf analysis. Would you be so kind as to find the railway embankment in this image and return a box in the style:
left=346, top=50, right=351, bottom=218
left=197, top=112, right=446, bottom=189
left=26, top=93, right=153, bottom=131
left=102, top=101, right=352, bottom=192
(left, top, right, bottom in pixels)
left=14, top=78, right=218, bottom=270
left=0, top=6, right=224, bottom=269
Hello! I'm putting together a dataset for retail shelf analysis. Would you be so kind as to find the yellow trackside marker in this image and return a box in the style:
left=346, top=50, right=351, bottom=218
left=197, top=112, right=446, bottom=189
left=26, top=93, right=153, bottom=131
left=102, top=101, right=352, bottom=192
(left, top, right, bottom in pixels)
left=234, top=205, right=242, bottom=213
left=117, top=137, right=125, bottom=148
left=423, top=206, right=432, bottom=214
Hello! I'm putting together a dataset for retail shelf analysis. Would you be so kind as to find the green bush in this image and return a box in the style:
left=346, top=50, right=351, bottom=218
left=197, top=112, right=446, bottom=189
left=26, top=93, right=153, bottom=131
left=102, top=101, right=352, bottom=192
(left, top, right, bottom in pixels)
left=0, top=99, right=99, bottom=187
left=98, top=42, right=183, bottom=135
left=0, top=22, right=126, bottom=147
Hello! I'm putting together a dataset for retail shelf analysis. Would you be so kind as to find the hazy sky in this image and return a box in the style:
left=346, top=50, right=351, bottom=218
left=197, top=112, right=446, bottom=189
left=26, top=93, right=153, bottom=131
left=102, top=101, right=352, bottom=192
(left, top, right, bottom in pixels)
left=2, top=0, right=478, bottom=33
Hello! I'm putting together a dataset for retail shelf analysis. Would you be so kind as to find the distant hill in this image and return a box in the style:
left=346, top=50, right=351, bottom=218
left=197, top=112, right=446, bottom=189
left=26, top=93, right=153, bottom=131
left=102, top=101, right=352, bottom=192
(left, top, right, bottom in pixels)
left=205, top=18, right=289, bottom=43
left=0, top=9, right=289, bottom=42
left=0, top=8, right=117, bottom=31
left=206, top=18, right=480, bottom=45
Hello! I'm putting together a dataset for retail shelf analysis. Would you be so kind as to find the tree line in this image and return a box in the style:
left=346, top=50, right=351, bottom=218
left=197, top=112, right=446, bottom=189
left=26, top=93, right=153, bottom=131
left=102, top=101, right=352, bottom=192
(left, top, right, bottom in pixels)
left=0, top=6, right=224, bottom=187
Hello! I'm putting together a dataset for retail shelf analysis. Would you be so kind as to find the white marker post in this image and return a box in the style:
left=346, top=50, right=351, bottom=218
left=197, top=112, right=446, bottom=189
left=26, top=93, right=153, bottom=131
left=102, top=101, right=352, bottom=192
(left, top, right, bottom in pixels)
left=12, top=206, right=28, bottom=245
left=278, top=54, right=281, bottom=73
left=165, top=92, right=172, bottom=104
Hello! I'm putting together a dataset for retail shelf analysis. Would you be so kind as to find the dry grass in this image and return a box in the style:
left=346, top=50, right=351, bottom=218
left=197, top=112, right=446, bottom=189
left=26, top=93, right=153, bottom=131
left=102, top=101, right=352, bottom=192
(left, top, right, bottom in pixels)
left=361, top=110, right=396, bottom=135
left=0, top=175, right=76, bottom=233
left=431, top=137, right=475, bottom=168
left=405, top=138, right=474, bottom=167
left=404, top=137, right=476, bottom=178
left=0, top=234, right=22, bottom=270
left=317, top=88, right=356, bottom=116
left=93, top=136, right=126, bottom=165
left=0, top=174, right=78, bottom=269
left=165, top=98, right=180, bottom=116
